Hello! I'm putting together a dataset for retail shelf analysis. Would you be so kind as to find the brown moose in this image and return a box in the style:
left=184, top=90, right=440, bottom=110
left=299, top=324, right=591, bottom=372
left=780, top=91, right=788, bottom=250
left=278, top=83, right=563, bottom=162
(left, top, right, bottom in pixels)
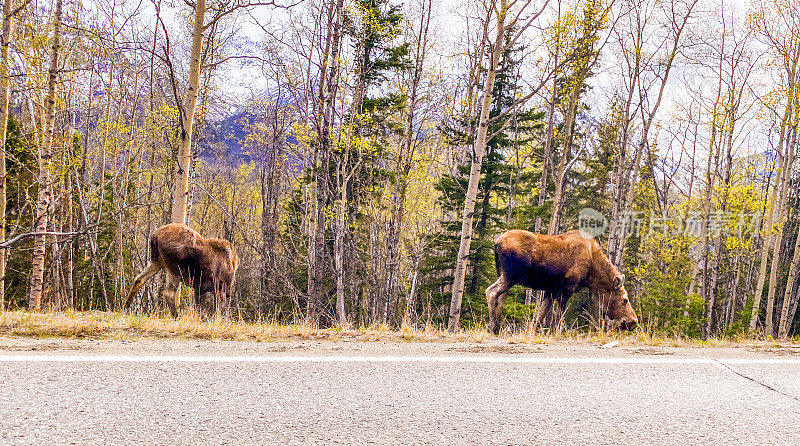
left=125, top=223, right=239, bottom=317
left=486, top=229, right=638, bottom=334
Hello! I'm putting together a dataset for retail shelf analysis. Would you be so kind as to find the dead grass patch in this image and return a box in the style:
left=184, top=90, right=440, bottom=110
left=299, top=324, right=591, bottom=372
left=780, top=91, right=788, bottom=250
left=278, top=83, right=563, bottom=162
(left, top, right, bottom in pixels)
left=0, top=310, right=797, bottom=348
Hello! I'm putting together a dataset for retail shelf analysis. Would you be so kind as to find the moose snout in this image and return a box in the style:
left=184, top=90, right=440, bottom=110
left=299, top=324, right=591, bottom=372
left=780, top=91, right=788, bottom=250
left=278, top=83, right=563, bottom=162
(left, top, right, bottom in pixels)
left=619, top=318, right=638, bottom=331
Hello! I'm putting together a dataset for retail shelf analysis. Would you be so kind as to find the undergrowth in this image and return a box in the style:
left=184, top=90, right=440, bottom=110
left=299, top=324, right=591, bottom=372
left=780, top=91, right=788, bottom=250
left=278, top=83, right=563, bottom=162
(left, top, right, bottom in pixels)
left=0, top=310, right=796, bottom=347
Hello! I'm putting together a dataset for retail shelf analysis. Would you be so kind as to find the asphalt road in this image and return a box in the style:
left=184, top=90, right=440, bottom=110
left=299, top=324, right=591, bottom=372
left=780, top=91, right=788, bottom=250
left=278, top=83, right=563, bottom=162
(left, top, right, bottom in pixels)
left=1, top=339, right=799, bottom=445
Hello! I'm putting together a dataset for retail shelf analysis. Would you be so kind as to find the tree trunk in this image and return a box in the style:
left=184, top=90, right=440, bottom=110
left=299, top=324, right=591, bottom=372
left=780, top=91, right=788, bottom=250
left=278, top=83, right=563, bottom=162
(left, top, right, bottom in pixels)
left=778, top=221, right=800, bottom=339
left=764, top=155, right=792, bottom=337
left=713, top=105, right=736, bottom=333
left=308, top=0, right=344, bottom=324
left=534, top=69, right=557, bottom=234
left=771, top=102, right=799, bottom=337
left=0, top=0, right=13, bottom=309
left=384, top=172, right=405, bottom=321
left=333, top=164, right=347, bottom=324
left=448, top=3, right=505, bottom=331
left=259, top=112, right=283, bottom=319
left=701, top=78, right=723, bottom=337
left=750, top=152, right=784, bottom=332
left=546, top=66, right=586, bottom=235
left=29, top=0, right=63, bottom=310
left=405, top=265, right=419, bottom=323
left=170, top=0, right=205, bottom=224
left=606, top=86, right=638, bottom=265
left=750, top=54, right=798, bottom=335
left=385, top=0, right=430, bottom=322
left=763, top=104, right=796, bottom=337
left=724, top=255, right=741, bottom=329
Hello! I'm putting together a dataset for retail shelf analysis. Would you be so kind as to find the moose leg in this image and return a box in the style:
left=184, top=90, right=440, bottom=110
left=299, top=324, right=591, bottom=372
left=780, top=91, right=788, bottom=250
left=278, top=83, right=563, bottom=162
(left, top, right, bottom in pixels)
left=125, top=262, right=162, bottom=311
left=535, top=296, right=553, bottom=329
left=215, top=282, right=230, bottom=317
left=551, top=293, right=571, bottom=331
left=194, top=280, right=220, bottom=317
left=162, top=274, right=181, bottom=318
left=199, top=291, right=216, bottom=317
left=210, top=280, right=227, bottom=316
left=193, top=283, right=207, bottom=317
left=486, top=275, right=511, bottom=335
left=193, top=286, right=201, bottom=312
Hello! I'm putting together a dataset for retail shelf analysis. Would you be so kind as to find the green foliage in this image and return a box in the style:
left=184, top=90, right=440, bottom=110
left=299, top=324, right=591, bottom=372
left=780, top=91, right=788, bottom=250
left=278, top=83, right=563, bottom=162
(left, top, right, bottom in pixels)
left=3, top=116, right=37, bottom=307
left=420, top=30, right=543, bottom=326
left=632, top=238, right=706, bottom=337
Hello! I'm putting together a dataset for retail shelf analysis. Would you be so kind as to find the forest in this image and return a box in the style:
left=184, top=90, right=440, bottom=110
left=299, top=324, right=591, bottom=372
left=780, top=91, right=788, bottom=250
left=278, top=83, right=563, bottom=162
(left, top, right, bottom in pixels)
left=1, top=0, right=799, bottom=339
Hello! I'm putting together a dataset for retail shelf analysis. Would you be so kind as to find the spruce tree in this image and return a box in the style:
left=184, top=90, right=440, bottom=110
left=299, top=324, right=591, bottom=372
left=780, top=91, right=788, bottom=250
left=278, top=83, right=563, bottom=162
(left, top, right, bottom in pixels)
left=420, top=33, right=542, bottom=325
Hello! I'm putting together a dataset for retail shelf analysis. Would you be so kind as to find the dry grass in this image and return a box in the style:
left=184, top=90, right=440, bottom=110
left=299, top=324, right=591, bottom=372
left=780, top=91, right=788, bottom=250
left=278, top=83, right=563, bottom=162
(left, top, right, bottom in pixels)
left=505, top=318, right=800, bottom=348
left=0, top=310, right=797, bottom=347
left=0, top=310, right=490, bottom=343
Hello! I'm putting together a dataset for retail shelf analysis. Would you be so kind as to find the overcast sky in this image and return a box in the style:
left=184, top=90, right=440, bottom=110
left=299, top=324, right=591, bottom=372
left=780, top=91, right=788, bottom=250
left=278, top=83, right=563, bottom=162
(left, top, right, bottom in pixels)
left=194, top=0, right=767, bottom=166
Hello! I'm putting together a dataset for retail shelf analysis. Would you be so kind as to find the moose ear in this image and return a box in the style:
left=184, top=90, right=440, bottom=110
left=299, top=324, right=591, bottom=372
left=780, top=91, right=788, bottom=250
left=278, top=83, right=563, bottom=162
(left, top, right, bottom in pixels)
left=613, top=274, right=625, bottom=290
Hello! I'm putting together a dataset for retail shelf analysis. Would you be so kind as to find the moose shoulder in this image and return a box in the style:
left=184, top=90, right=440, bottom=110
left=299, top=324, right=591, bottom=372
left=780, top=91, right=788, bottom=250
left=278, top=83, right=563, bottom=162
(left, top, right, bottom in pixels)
left=125, top=223, right=239, bottom=317
left=486, top=229, right=637, bottom=334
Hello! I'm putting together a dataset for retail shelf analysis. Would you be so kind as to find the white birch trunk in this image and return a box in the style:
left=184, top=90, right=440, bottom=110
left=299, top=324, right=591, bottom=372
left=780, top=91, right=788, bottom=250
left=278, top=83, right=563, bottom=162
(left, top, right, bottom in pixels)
left=778, top=222, right=800, bottom=338
left=764, top=151, right=792, bottom=337
left=448, top=2, right=505, bottom=331
left=29, top=0, right=62, bottom=310
left=170, top=0, right=205, bottom=224
left=749, top=152, right=784, bottom=331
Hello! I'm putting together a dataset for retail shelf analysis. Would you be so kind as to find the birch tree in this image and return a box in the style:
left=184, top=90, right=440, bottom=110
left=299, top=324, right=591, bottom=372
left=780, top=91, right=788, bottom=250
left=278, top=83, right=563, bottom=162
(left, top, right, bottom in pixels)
left=749, top=0, right=800, bottom=336
left=169, top=0, right=206, bottom=224
left=779, top=206, right=800, bottom=338
left=606, top=0, right=697, bottom=266
left=308, top=0, right=344, bottom=323
left=448, top=0, right=550, bottom=331
left=0, top=0, right=17, bottom=309
left=387, top=0, right=432, bottom=322
left=28, top=0, right=62, bottom=309
left=169, top=0, right=291, bottom=225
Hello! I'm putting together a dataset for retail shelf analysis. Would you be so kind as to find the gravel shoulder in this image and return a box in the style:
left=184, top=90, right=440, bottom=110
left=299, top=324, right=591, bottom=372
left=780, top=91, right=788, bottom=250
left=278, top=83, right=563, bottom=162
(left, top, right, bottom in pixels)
left=2, top=336, right=800, bottom=359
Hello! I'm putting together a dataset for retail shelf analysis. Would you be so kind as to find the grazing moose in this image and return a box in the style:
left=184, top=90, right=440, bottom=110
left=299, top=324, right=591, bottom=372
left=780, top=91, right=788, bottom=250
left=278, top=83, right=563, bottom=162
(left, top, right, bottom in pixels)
left=125, top=223, right=239, bottom=317
left=486, top=229, right=637, bottom=334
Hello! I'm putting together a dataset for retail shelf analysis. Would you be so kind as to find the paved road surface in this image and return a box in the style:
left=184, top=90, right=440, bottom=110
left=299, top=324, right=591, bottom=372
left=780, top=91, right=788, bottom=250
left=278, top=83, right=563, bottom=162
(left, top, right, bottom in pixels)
left=1, top=339, right=799, bottom=445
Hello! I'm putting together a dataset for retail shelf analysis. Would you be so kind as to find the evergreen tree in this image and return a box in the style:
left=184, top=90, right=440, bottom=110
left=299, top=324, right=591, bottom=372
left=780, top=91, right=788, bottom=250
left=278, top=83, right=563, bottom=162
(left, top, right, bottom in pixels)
left=420, top=33, right=542, bottom=325
left=3, top=116, right=36, bottom=307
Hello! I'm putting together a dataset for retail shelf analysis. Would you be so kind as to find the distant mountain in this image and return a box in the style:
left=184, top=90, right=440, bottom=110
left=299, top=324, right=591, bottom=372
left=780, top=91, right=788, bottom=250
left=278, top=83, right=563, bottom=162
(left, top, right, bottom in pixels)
left=197, top=111, right=303, bottom=172
left=197, top=111, right=255, bottom=162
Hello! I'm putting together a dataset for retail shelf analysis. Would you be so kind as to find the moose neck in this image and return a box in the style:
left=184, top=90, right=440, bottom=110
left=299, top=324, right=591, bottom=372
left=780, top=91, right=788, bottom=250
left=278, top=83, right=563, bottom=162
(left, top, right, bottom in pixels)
left=588, top=243, right=620, bottom=294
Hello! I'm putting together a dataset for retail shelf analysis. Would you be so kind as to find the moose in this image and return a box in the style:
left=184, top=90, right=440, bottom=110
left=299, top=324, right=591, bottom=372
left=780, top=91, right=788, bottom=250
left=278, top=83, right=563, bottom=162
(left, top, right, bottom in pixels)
left=486, top=229, right=638, bottom=334
left=125, top=223, right=239, bottom=317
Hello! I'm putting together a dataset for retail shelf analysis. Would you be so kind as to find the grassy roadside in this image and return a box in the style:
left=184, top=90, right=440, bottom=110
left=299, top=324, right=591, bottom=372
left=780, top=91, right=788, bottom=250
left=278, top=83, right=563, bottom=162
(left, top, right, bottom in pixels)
left=0, top=310, right=797, bottom=347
